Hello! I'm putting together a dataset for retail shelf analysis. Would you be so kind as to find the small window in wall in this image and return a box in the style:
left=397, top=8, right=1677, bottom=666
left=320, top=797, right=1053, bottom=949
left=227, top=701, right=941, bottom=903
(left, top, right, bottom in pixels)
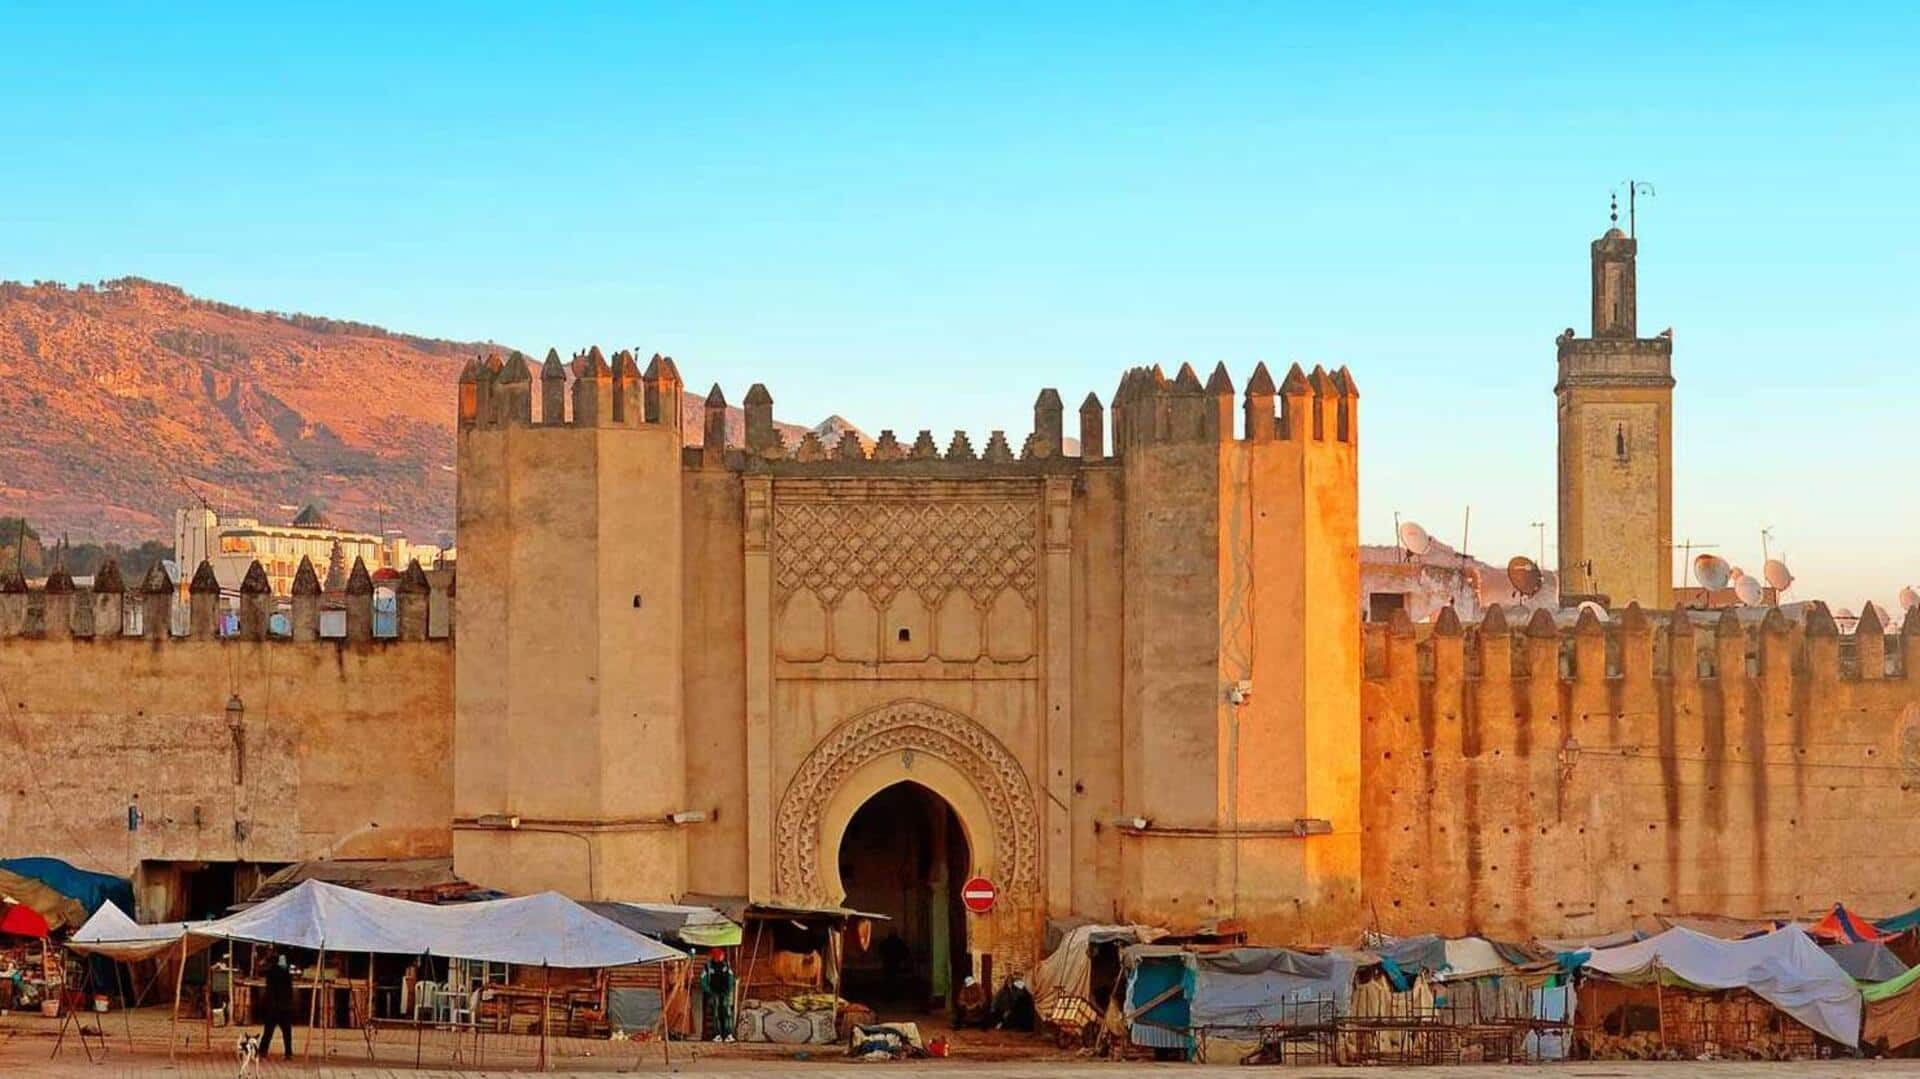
left=1367, top=592, right=1408, bottom=623
left=1615, top=423, right=1629, bottom=461
left=897, top=627, right=912, bottom=643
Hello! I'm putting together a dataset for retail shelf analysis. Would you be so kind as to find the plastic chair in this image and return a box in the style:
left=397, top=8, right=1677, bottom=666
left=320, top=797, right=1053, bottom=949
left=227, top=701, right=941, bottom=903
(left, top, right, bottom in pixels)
left=411, top=980, right=440, bottom=1022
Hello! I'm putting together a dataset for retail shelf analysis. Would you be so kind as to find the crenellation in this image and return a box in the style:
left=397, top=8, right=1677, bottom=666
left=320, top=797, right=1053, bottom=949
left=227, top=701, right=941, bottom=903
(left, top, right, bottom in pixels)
left=643, top=354, right=684, bottom=431
left=1278, top=362, right=1311, bottom=441
left=344, top=556, right=374, bottom=642
left=494, top=350, right=532, bottom=425
left=1243, top=361, right=1276, bottom=443
left=238, top=560, right=272, bottom=640
left=702, top=383, right=728, bottom=463
left=1078, top=392, right=1104, bottom=460
left=571, top=346, right=612, bottom=426
left=1307, top=365, right=1333, bottom=441
left=1856, top=602, right=1886, bottom=680
left=1203, top=361, right=1234, bottom=441
left=539, top=348, right=567, bottom=424
left=611, top=349, right=641, bottom=425
left=90, top=558, right=125, bottom=637
left=1031, top=388, right=1062, bottom=457
left=980, top=430, right=1013, bottom=463
left=41, top=564, right=74, bottom=640
left=290, top=555, right=321, bottom=641
left=139, top=561, right=172, bottom=639
left=794, top=430, right=827, bottom=461
left=188, top=559, right=220, bottom=639
left=396, top=558, right=431, bottom=641
left=870, top=429, right=904, bottom=461
left=909, top=429, right=939, bottom=460
left=945, top=430, right=977, bottom=461
left=744, top=382, right=777, bottom=454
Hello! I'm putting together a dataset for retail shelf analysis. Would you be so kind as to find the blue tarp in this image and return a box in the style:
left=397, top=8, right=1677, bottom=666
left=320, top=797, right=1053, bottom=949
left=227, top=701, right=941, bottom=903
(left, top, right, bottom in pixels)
left=0, top=858, right=135, bottom=921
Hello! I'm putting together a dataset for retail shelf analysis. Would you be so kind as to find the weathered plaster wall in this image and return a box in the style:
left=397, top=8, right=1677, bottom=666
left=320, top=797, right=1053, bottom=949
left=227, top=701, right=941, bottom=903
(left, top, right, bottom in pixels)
left=0, top=636, right=453, bottom=886
left=1363, top=607, right=1920, bottom=939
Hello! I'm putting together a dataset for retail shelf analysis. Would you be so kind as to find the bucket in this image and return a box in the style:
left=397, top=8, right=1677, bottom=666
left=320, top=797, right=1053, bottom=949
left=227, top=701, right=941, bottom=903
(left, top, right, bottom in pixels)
left=93, top=994, right=110, bottom=1013
left=41, top=999, right=61, bottom=1018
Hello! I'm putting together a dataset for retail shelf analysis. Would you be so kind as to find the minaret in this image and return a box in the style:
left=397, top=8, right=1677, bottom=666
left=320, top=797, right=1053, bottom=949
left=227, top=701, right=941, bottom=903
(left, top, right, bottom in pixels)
left=1555, top=206, right=1674, bottom=609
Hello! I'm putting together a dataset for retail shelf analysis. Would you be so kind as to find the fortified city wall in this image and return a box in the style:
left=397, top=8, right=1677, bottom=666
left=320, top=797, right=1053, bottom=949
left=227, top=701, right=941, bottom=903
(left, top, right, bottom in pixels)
left=1362, top=603, right=1920, bottom=940
left=0, top=558, right=454, bottom=917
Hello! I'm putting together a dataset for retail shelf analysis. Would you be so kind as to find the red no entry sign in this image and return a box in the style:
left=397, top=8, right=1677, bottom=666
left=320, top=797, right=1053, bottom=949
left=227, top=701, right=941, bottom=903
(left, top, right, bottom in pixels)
left=961, top=875, right=997, bottom=914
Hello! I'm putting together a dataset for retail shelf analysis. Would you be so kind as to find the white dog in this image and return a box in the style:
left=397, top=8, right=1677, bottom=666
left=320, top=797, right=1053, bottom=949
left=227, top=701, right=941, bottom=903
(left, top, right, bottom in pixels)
left=235, top=1032, right=261, bottom=1077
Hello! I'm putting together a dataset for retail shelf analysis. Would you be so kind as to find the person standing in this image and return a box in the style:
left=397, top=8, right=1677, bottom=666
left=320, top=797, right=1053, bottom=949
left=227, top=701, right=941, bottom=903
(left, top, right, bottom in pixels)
left=260, top=952, right=296, bottom=1059
left=698, top=949, right=736, bottom=1042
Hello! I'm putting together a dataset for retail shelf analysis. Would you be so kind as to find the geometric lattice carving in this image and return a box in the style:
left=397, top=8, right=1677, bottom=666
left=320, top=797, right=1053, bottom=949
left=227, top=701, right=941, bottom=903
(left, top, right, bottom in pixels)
left=773, top=699, right=1041, bottom=971
left=773, top=499, right=1038, bottom=607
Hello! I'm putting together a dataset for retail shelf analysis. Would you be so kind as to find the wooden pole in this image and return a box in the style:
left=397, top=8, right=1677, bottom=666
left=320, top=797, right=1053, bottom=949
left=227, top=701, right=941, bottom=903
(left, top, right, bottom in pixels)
left=303, top=945, right=325, bottom=1063
left=119, top=960, right=135, bottom=1052
left=168, top=935, right=188, bottom=1063
left=540, top=962, right=551, bottom=1072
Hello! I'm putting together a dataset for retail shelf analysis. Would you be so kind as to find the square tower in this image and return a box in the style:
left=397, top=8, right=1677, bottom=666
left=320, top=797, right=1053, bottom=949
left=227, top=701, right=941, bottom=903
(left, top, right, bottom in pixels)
left=1555, top=226, right=1674, bottom=609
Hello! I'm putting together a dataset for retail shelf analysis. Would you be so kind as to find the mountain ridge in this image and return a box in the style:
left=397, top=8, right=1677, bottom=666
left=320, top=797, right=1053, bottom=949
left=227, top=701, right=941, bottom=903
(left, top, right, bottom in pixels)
left=0, top=277, right=861, bottom=546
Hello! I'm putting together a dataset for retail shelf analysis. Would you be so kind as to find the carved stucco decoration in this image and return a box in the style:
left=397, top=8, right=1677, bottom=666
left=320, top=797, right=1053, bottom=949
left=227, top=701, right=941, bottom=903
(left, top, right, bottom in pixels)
left=774, top=699, right=1042, bottom=967
left=773, top=498, right=1038, bottom=608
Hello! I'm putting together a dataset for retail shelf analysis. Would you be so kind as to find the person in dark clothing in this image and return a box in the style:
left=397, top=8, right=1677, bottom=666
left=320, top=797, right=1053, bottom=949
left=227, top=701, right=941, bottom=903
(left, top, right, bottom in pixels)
left=698, top=949, right=736, bottom=1042
left=877, top=931, right=911, bottom=998
left=260, top=953, right=297, bottom=1058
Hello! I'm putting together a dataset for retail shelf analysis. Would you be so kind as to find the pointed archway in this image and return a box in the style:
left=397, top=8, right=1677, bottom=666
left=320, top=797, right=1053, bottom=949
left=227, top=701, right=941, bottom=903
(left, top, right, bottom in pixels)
left=774, top=699, right=1041, bottom=975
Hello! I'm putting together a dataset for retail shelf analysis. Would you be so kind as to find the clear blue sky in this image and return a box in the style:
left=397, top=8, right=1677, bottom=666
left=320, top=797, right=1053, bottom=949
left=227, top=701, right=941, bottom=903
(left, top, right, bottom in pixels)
left=5, top=3, right=1915, bottom=608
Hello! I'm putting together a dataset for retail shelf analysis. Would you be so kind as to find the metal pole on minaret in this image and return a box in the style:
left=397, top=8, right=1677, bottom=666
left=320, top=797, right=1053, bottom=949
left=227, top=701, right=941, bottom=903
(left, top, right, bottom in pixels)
left=1624, top=181, right=1656, bottom=238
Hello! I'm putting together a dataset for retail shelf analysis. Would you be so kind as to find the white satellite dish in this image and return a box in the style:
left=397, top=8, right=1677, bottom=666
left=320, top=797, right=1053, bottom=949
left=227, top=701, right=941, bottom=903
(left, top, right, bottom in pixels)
left=1836, top=607, right=1856, bottom=621
left=1693, top=554, right=1732, bottom=591
left=1398, top=520, right=1433, bottom=557
left=1763, top=558, right=1793, bottom=593
left=1901, top=586, right=1920, bottom=612
left=1728, top=566, right=1747, bottom=582
left=1734, top=576, right=1764, bottom=606
left=1578, top=600, right=1609, bottom=623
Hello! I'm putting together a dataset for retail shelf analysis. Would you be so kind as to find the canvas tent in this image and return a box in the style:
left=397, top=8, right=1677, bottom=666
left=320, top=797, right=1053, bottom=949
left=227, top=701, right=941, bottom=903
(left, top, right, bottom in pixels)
left=66, top=903, right=209, bottom=962
left=0, top=858, right=133, bottom=930
left=189, top=879, right=682, bottom=967
left=583, top=901, right=740, bottom=950
left=1824, top=939, right=1909, bottom=983
left=1809, top=904, right=1895, bottom=944
left=1862, top=963, right=1920, bottom=1056
left=1028, top=923, right=1163, bottom=1032
left=1580, top=926, right=1861, bottom=1046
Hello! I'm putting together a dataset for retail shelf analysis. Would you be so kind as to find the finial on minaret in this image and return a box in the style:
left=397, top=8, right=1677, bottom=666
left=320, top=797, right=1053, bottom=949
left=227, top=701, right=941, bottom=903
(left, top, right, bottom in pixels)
left=1609, top=190, right=1618, bottom=227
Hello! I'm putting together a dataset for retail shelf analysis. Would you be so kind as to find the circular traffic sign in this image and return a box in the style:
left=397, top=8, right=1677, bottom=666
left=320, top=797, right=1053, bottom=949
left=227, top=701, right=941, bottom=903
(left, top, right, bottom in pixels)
left=961, top=875, right=997, bottom=914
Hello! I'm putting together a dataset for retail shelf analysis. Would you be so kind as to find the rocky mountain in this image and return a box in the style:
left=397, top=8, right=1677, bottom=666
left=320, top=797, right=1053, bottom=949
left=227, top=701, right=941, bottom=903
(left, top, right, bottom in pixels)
left=0, top=278, right=865, bottom=547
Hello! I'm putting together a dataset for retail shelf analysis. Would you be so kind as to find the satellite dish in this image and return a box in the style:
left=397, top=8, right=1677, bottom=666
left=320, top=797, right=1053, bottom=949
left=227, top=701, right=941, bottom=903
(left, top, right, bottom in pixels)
left=1693, top=554, right=1731, bottom=591
left=1734, top=576, right=1764, bottom=606
left=1763, top=558, right=1793, bottom=593
left=1578, top=600, right=1609, bottom=623
left=1728, top=566, right=1746, bottom=582
left=1836, top=607, right=1856, bottom=621
left=1507, top=556, right=1543, bottom=598
left=1901, top=586, right=1920, bottom=612
left=1398, top=521, right=1433, bottom=557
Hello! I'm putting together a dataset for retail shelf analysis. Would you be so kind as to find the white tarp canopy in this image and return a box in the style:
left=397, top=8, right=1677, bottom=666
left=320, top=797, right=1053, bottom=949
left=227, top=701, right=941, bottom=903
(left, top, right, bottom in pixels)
left=66, top=902, right=212, bottom=962
left=186, top=880, right=682, bottom=968
left=1582, top=926, right=1860, bottom=1047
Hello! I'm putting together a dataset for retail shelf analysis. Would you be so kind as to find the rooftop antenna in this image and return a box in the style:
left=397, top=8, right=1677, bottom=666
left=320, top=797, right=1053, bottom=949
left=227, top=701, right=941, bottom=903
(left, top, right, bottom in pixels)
left=1671, top=537, right=1719, bottom=591
left=1529, top=521, right=1547, bottom=569
left=1623, top=181, right=1656, bottom=238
